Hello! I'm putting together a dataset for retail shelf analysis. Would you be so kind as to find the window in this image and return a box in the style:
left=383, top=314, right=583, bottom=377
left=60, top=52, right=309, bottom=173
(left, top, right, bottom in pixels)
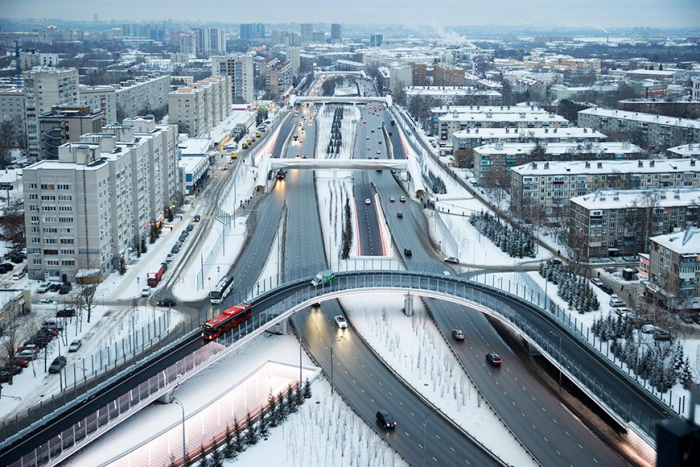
left=40, top=183, right=55, bottom=190
left=60, top=238, right=74, bottom=244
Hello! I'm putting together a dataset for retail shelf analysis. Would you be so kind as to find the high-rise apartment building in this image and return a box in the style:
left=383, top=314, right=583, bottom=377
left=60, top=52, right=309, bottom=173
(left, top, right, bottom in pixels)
left=168, top=75, right=231, bottom=136
left=19, top=50, right=60, bottom=71
left=80, top=74, right=170, bottom=124
left=38, top=106, right=104, bottom=160
left=262, top=60, right=293, bottom=98
left=23, top=67, right=80, bottom=161
left=209, top=28, right=226, bottom=54
left=179, top=32, right=196, bottom=54
left=0, top=87, right=26, bottom=127
left=300, top=23, right=314, bottom=44
left=195, top=27, right=210, bottom=56
left=286, top=47, right=301, bottom=77
left=433, top=64, right=466, bottom=87
left=211, top=54, right=255, bottom=103
left=239, top=23, right=265, bottom=40
left=331, top=23, right=342, bottom=42
left=409, top=62, right=427, bottom=86
left=369, top=34, right=383, bottom=47
left=23, top=117, right=180, bottom=282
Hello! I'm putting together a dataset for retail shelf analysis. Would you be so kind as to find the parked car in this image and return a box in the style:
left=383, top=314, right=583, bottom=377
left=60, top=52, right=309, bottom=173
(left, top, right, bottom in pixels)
left=452, top=329, right=465, bottom=341
left=186, top=224, right=194, bottom=232
left=38, top=299, right=58, bottom=305
left=48, top=356, right=67, bottom=374
left=680, top=313, right=695, bottom=324
left=10, top=254, right=24, bottom=264
left=590, top=278, right=604, bottom=287
left=12, top=272, right=26, bottom=281
left=376, top=410, right=396, bottom=429
left=641, top=324, right=661, bottom=334
left=0, top=370, right=12, bottom=383
left=444, top=257, right=459, bottom=265
left=141, top=288, right=151, bottom=297
left=600, top=284, right=614, bottom=294
left=57, top=307, right=76, bottom=318
left=48, top=283, right=62, bottom=292
left=68, top=339, right=82, bottom=352
left=157, top=298, right=176, bottom=307
left=653, top=330, right=672, bottom=342
left=171, top=244, right=181, bottom=254
left=403, top=248, right=412, bottom=257
left=43, top=318, right=63, bottom=330
left=334, top=315, right=348, bottom=329
left=486, top=353, right=502, bottom=367
left=15, top=349, right=38, bottom=361
left=59, top=283, right=72, bottom=295
left=37, top=283, right=51, bottom=294
left=165, top=253, right=176, bottom=263
left=194, top=215, right=201, bottom=222
left=0, top=262, right=14, bottom=272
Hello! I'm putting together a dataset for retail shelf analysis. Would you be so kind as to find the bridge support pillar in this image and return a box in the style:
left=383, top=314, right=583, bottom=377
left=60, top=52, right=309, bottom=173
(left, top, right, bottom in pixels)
left=278, top=318, right=289, bottom=334
left=403, top=293, right=414, bottom=317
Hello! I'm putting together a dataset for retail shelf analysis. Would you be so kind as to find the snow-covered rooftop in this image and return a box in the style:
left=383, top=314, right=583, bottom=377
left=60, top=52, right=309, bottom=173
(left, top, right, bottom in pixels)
left=651, top=229, right=700, bottom=255
left=209, top=110, right=256, bottom=143
left=454, top=127, right=605, bottom=140
left=432, top=104, right=546, bottom=115
left=406, top=86, right=501, bottom=97
left=578, top=107, right=700, bottom=129
left=474, top=141, right=643, bottom=156
left=571, top=188, right=700, bottom=210
left=439, top=111, right=567, bottom=123
left=178, top=154, right=206, bottom=172
left=178, top=138, right=212, bottom=156
left=668, top=143, right=700, bottom=158
left=511, top=157, right=698, bottom=176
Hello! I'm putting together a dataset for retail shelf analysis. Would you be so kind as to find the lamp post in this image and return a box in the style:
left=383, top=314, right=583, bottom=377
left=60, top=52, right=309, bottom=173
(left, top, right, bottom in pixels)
left=172, top=397, right=187, bottom=466
left=549, top=330, right=562, bottom=394
left=422, top=409, right=438, bottom=467
left=330, top=336, right=344, bottom=395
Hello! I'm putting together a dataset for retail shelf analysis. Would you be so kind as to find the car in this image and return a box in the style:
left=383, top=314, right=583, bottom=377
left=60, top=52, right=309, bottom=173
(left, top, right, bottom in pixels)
left=397, top=211, right=403, bottom=219
left=376, top=410, right=396, bottom=429
left=590, top=278, right=604, bottom=287
left=38, top=299, right=58, bottom=305
left=600, top=284, right=614, bottom=295
left=12, top=358, right=29, bottom=368
left=444, top=257, right=459, bottom=265
left=141, top=288, right=151, bottom=297
left=15, top=349, right=38, bottom=361
left=366, top=136, right=370, bottom=140
left=12, top=272, right=26, bottom=281
left=165, top=253, right=176, bottom=263
left=452, top=329, right=465, bottom=341
left=37, top=282, right=51, bottom=294
left=48, top=283, right=62, bottom=292
left=57, top=307, right=76, bottom=318
left=28, top=335, right=50, bottom=348
left=40, top=325, right=59, bottom=336
left=641, top=324, right=660, bottom=334
left=365, top=198, right=371, bottom=205
left=157, top=298, right=176, bottom=307
left=10, top=255, right=24, bottom=264
left=48, top=356, right=67, bottom=374
left=0, top=370, right=12, bottom=383
left=171, top=244, right=181, bottom=254
left=403, top=248, right=412, bottom=256
left=59, top=283, right=71, bottom=295
left=334, top=315, right=348, bottom=329
left=653, top=330, right=672, bottom=342
left=186, top=224, right=194, bottom=232
left=389, top=196, right=395, bottom=203
left=68, top=339, right=82, bottom=352
left=194, top=215, right=201, bottom=222
left=399, top=196, right=406, bottom=202
left=486, top=353, right=502, bottom=367
left=1, top=262, right=14, bottom=272
left=221, top=165, right=228, bottom=171
left=1, top=366, right=22, bottom=376
left=378, top=141, right=383, bottom=145
left=680, top=313, right=695, bottom=324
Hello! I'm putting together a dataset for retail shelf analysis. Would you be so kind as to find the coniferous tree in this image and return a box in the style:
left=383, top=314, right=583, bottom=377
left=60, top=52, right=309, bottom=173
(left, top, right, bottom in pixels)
left=198, top=445, right=208, bottom=467
left=119, top=256, right=127, bottom=275
left=259, top=406, right=269, bottom=438
left=277, top=392, right=287, bottom=419
left=267, top=392, right=279, bottom=427
left=210, top=439, right=224, bottom=467
left=233, top=418, right=244, bottom=452
left=246, top=412, right=257, bottom=445
left=224, top=424, right=234, bottom=459
left=295, top=383, right=303, bottom=407
left=303, top=379, right=312, bottom=399
left=286, top=384, right=298, bottom=413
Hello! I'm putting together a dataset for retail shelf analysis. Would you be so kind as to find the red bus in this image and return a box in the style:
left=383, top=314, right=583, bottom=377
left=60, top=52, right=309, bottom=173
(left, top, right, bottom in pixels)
left=147, top=265, right=165, bottom=287
left=202, top=303, right=252, bottom=340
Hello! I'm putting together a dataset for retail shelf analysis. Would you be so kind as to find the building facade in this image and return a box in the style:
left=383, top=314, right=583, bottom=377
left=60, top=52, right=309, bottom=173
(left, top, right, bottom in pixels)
left=19, top=50, right=59, bottom=71
left=369, top=34, right=383, bottom=47
left=0, top=87, right=25, bottom=128
left=331, top=24, right=342, bottom=42
left=240, top=23, right=265, bottom=40
left=262, top=60, right=293, bottom=98
left=433, top=64, right=466, bottom=87
left=211, top=54, right=255, bottom=103
left=168, top=75, right=232, bottom=137
left=39, top=106, right=104, bottom=160
left=511, top=158, right=700, bottom=218
left=649, top=229, right=700, bottom=310
left=24, top=67, right=80, bottom=161
left=407, top=87, right=502, bottom=112
left=569, top=188, right=700, bottom=261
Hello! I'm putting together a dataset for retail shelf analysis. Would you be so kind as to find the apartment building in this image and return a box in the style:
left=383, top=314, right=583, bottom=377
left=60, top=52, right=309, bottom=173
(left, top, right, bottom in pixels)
left=648, top=228, right=700, bottom=310
left=406, top=87, right=502, bottom=110
left=179, top=32, right=196, bottom=54
left=80, top=74, right=170, bottom=125
left=168, top=75, right=232, bottom=137
left=577, top=107, right=700, bottom=151
left=453, top=126, right=605, bottom=151
left=211, top=54, right=255, bottom=103
left=437, top=107, right=566, bottom=142
left=331, top=24, right=342, bottom=42
left=511, top=158, right=700, bottom=218
left=618, top=98, right=700, bottom=119
left=474, top=141, right=644, bottom=184
left=0, top=87, right=25, bottom=127
left=569, top=188, right=700, bottom=261
left=433, top=64, right=466, bottom=87
left=240, top=23, right=265, bottom=40
left=286, top=47, right=301, bottom=77
left=24, top=67, right=80, bottom=160
left=692, top=77, right=700, bottom=101
left=23, top=117, right=180, bottom=282
left=262, top=60, right=293, bottom=98
left=39, top=106, right=104, bottom=160
left=369, top=34, right=383, bottom=47
left=19, top=50, right=59, bottom=71
left=300, top=24, right=314, bottom=44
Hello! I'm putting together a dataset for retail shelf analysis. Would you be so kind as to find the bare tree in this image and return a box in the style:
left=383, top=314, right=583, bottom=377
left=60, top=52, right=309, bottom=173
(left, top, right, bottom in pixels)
left=73, top=285, right=97, bottom=324
left=0, top=202, right=25, bottom=248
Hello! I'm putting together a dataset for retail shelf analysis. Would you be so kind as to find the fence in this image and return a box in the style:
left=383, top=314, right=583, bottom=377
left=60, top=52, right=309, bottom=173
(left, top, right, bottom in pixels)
left=433, top=210, right=459, bottom=258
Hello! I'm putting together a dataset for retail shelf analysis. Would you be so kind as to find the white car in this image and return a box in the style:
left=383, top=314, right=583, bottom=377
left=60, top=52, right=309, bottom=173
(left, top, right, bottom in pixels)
left=365, top=198, right=371, bottom=205
left=389, top=196, right=395, bottom=202
left=141, top=288, right=151, bottom=297
left=39, top=299, right=58, bottom=305
left=68, top=339, right=82, bottom=352
left=37, top=283, right=51, bottom=293
left=334, top=315, right=348, bottom=329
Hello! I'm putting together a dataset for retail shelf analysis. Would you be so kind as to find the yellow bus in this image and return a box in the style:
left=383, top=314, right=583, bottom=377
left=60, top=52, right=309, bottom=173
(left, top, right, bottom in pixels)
left=255, top=131, right=261, bottom=138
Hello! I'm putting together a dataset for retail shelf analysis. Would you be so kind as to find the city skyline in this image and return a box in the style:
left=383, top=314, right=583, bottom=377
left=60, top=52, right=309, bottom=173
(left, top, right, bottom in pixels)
left=1, top=0, right=699, bottom=28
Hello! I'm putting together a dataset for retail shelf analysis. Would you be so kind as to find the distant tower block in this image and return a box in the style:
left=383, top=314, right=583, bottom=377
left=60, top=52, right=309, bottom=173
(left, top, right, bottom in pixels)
left=404, top=293, right=414, bottom=316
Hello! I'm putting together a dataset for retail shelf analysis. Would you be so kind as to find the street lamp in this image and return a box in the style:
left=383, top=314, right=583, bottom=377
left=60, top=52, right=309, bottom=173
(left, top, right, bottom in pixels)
left=330, top=336, right=344, bottom=395
left=422, top=409, right=438, bottom=467
left=172, top=396, right=187, bottom=466
left=549, top=330, right=562, bottom=394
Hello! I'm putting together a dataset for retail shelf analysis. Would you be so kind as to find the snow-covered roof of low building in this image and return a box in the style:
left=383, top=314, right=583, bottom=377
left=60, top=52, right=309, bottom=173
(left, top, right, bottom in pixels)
left=439, top=111, right=567, bottom=124
left=571, top=188, right=700, bottom=211
left=209, top=110, right=256, bottom=143
left=578, top=107, right=700, bottom=129
left=454, top=127, right=605, bottom=141
left=475, top=141, right=643, bottom=157
left=405, top=86, right=501, bottom=97
left=432, top=104, right=546, bottom=115
left=178, top=138, right=213, bottom=156
left=511, top=157, right=699, bottom=176
left=668, top=143, right=700, bottom=158
left=178, top=154, right=207, bottom=172
left=651, top=229, right=700, bottom=255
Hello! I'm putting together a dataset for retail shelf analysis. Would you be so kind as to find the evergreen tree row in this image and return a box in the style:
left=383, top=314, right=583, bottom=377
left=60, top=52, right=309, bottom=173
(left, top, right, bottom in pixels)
left=425, top=169, right=447, bottom=194
left=469, top=210, right=537, bottom=258
left=539, top=259, right=600, bottom=313
left=341, top=198, right=353, bottom=259
left=326, top=107, right=345, bottom=156
left=190, top=381, right=312, bottom=467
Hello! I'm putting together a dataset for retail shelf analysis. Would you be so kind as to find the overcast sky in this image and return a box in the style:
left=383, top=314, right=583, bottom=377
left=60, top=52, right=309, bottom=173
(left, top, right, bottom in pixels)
left=1, top=0, right=698, bottom=28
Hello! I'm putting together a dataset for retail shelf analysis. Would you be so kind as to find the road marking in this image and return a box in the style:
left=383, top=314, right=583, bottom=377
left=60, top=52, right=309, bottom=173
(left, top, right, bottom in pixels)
left=352, top=379, right=356, bottom=384
left=542, top=407, right=546, bottom=412
left=370, top=398, right=375, bottom=403
left=361, top=389, right=365, bottom=393
left=410, top=412, right=415, bottom=417
left=432, top=457, right=438, bottom=462
left=435, top=434, right=441, bottom=440
left=593, top=458, right=598, bottom=463
left=399, top=401, right=403, bottom=406
left=464, top=461, right=471, bottom=465
left=450, top=447, right=455, bottom=452
left=388, top=391, right=393, bottom=396
left=565, top=431, right=570, bottom=436
left=578, top=444, right=583, bottom=449
left=557, top=451, right=561, bottom=456
left=521, top=412, right=526, bottom=417
left=553, top=419, right=558, bottom=424
left=405, top=432, right=410, bottom=437
left=418, top=444, right=423, bottom=449
left=532, top=424, right=536, bottom=430
left=543, top=437, right=548, bottom=442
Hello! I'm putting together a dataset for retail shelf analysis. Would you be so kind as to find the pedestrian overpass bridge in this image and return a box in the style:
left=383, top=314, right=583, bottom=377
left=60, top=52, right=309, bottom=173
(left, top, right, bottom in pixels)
left=289, top=95, right=392, bottom=107
left=5, top=266, right=673, bottom=467
left=256, top=154, right=425, bottom=196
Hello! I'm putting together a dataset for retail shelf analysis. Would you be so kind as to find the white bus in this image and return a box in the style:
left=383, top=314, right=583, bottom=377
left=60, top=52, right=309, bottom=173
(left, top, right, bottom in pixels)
left=209, top=275, right=235, bottom=304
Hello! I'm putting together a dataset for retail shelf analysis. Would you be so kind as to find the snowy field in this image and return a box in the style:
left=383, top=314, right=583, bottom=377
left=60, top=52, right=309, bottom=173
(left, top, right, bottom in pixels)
left=340, top=294, right=537, bottom=467
left=0, top=304, right=183, bottom=420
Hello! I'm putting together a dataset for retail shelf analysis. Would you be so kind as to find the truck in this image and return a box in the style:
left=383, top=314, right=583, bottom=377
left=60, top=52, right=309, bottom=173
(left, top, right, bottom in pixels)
left=311, top=270, right=335, bottom=287
left=230, top=151, right=238, bottom=159
left=147, top=264, right=165, bottom=287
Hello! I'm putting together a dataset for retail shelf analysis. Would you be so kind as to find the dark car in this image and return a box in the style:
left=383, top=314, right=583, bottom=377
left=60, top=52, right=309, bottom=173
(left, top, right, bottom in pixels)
left=680, top=313, right=694, bottom=324
left=29, top=335, right=50, bottom=348
left=486, top=353, right=502, bottom=367
left=59, top=283, right=72, bottom=295
left=40, top=326, right=59, bottom=337
left=186, top=224, right=194, bottom=232
left=0, top=370, right=12, bottom=383
left=376, top=410, right=396, bottom=429
left=48, top=356, right=67, bottom=374
left=403, top=248, right=412, bottom=257
left=48, top=283, right=62, bottom=292
left=452, top=329, right=465, bottom=341
left=0, top=263, right=14, bottom=273
left=10, top=255, right=24, bottom=264
left=57, top=307, right=76, bottom=318
left=157, top=298, right=176, bottom=307
left=171, top=244, right=181, bottom=254
left=600, top=284, right=614, bottom=295
left=2, top=365, right=22, bottom=376
left=194, top=215, right=201, bottom=222
left=397, top=211, right=403, bottom=219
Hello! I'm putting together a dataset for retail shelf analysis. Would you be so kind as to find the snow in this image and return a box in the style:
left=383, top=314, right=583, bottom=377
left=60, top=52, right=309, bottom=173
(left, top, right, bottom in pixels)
left=340, top=294, right=537, bottom=467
